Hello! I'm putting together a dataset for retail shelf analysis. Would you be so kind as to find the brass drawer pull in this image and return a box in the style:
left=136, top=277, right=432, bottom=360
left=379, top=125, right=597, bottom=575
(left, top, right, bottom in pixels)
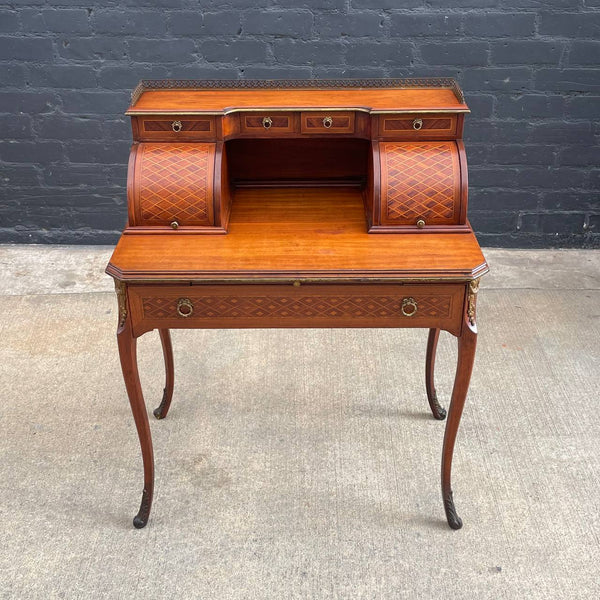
left=323, top=116, right=333, bottom=128
left=171, top=120, right=183, bottom=132
left=262, top=116, right=273, bottom=129
left=416, top=219, right=426, bottom=229
left=412, top=118, right=423, bottom=131
left=170, top=220, right=179, bottom=230
left=401, top=297, right=418, bottom=317
left=176, top=298, right=194, bottom=318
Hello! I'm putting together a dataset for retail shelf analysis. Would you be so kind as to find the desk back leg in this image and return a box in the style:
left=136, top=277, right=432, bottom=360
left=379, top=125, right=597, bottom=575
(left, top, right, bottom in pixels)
left=116, top=299, right=155, bottom=529
left=425, top=328, right=447, bottom=420
left=441, top=309, right=477, bottom=530
left=154, top=329, right=175, bottom=420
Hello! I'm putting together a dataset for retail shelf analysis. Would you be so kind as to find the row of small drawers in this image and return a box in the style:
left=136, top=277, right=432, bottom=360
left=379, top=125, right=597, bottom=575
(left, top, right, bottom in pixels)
left=132, top=112, right=459, bottom=141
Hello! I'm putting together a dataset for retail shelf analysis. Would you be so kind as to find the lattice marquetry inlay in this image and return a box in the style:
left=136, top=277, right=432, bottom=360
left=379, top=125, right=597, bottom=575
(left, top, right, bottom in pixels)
left=382, top=142, right=458, bottom=224
left=137, top=143, right=213, bottom=225
left=142, top=294, right=452, bottom=320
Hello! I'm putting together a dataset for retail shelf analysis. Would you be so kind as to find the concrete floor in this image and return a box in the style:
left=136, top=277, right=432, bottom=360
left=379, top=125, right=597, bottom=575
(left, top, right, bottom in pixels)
left=0, top=245, right=599, bottom=600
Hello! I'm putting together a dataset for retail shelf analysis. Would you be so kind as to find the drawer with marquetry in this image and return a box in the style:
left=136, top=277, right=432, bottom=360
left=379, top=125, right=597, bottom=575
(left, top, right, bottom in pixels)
left=237, top=112, right=298, bottom=136
left=377, top=113, right=460, bottom=140
left=127, top=283, right=466, bottom=337
left=301, top=111, right=355, bottom=134
left=132, top=115, right=217, bottom=141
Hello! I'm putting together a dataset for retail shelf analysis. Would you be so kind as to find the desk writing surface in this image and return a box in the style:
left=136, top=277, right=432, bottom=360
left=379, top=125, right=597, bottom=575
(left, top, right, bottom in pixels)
left=108, top=187, right=487, bottom=282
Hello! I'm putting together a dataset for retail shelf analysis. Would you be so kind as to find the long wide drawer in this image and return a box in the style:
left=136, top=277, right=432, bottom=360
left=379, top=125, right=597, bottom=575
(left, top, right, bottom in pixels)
left=127, top=283, right=466, bottom=337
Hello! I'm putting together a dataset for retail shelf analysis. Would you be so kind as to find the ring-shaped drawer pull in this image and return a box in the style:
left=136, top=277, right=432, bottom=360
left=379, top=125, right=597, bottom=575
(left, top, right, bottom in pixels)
left=401, top=297, right=418, bottom=317
left=176, top=298, right=194, bottom=318
left=262, top=116, right=273, bottom=129
left=323, top=116, right=333, bottom=128
left=171, top=120, right=183, bottom=132
left=412, top=118, right=423, bottom=131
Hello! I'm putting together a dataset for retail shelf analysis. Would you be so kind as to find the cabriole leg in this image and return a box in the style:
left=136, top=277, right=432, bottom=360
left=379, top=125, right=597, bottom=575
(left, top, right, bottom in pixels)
left=115, top=281, right=154, bottom=529
left=441, top=279, right=480, bottom=530
left=425, top=328, right=446, bottom=420
left=154, top=329, right=174, bottom=420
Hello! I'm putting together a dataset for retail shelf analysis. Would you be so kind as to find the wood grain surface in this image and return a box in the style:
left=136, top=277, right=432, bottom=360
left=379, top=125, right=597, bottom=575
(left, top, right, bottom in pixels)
left=107, top=187, right=488, bottom=282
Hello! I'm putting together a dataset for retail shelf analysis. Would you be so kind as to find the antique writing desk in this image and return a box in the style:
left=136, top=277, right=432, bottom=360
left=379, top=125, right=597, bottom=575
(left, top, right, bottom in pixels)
left=106, top=79, right=488, bottom=530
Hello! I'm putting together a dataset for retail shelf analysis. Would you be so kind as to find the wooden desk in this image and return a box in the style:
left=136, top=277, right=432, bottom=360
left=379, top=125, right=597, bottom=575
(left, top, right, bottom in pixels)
left=106, top=79, right=488, bottom=530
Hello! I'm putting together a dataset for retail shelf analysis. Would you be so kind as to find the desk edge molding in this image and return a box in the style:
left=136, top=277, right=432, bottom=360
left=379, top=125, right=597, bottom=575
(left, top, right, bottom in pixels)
left=105, top=262, right=489, bottom=284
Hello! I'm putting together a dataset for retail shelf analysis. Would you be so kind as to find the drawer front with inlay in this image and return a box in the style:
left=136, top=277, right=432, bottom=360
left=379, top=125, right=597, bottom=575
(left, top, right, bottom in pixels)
left=128, top=283, right=466, bottom=337
left=134, top=116, right=216, bottom=141
left=301, top=112, right=355, bottom=134
left=239, top=112, right=297, bottom=135
left=379, top=114, right=457, bottom=139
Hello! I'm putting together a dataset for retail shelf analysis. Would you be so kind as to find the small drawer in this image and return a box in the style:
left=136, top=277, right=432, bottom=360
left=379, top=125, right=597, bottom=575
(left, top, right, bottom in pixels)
left=379, top=114, right=457, bottom=139
left=134, top=116, right=216, bottom=141
left=301, top=112, right=355, bottom=134
left=239, top=112, right=297, bottom=135
left=127, top=283, right=466, bottom=337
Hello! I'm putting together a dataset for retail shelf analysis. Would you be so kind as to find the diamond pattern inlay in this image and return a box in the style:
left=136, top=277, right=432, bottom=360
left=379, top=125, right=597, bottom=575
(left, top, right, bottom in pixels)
left=142, top=294, right=452, bottom=320
left=137, top=143, right=212, bottom=225
left=382, top=142, right=458, bottom=224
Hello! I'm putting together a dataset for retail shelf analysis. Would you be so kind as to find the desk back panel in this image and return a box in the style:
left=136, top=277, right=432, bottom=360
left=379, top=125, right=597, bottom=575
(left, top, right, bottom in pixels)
left=226, top=138, right=369, bottom=185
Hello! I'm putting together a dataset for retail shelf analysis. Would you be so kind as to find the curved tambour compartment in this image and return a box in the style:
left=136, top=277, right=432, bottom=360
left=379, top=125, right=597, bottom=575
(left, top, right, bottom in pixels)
left=366, top=139, right=469, bottom=233
left=123, top=79, right=471, bottom=235
left=127, top=142, right=220, bottom=231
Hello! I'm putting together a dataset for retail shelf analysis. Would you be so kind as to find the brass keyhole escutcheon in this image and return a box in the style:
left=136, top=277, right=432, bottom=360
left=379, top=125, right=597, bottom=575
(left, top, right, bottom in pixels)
left=171, top=120, right=183, bottom=132
left=323, top=116, right=333, bottom=128
left=170, top=220, right=179, bottom=230
left=412, top=118, right=423, bottom=131
left=401, top=297, right=418, bottom=317
left=416, top=219, right=426, bottom=229
left=176, top=298, right=194, bottom=318
left=262, top=116, right=273, bottom=129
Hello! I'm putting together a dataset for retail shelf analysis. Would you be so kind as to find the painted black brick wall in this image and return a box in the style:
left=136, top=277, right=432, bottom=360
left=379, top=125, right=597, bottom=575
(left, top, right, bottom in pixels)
left=0, top=1, right=598, bottom=247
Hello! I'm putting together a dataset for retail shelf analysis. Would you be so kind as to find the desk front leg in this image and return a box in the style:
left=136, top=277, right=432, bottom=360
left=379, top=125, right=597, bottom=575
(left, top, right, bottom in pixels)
left=154, top=329, right=174, bottom=420
left=441, top=279, right=479, bottom=530
left=425, top=328, right=447, bottom=420
left=114, top=281, right=154, bottom=529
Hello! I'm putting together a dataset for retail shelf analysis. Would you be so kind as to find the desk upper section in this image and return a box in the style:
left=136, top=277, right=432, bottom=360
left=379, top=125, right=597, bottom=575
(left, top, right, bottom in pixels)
left=123, top=78, right=472, bottom=236
left=126, top=78, right=469, bottom=115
